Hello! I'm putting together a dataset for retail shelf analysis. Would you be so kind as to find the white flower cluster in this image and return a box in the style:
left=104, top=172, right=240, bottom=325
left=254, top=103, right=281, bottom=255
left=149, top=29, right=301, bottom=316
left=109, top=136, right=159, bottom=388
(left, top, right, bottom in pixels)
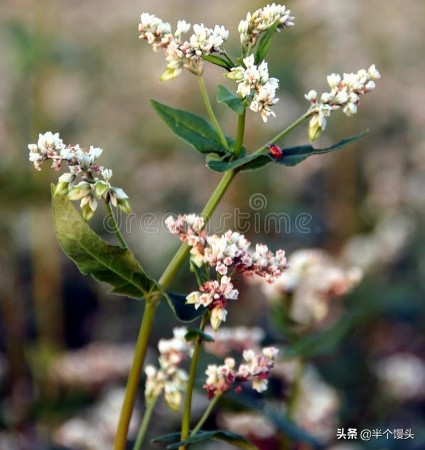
left=138, top=13, right=229, bottom=81
left=275, top=361, right=340, bottom=442
left=238, top=3, right=295, bottom=47
left=166, top=214, right=287, bottom=330
left=28, top=132, right=130, bottom=220
left=144, top=328, right=192, bottom=411
left=305, top=65, right=381, bottom=141
left=53, top=388, right=140, bottom=450
left=166, top=214, right=287, bottom=281
left=49, top=343, right=135, bottom=390
left=227, top=55, right=279, bottom=123
left=260, top=249, right=362, bottom=328
left=204, top=347, right=278, bottom=398
left=204, top=326, right=265, bottom=357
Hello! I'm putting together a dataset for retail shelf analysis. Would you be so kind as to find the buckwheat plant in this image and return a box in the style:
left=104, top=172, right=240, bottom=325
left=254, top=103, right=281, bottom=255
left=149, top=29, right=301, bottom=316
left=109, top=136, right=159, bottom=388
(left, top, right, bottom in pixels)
left=28, top=4, right=380, bottom=450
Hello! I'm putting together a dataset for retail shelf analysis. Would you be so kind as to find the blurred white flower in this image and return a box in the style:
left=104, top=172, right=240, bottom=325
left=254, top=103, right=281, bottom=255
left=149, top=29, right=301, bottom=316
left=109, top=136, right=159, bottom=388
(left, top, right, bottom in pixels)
left=144, top=328, right=192, bottom=411
left=49, top=343, right=135, bottom=389
left=374, top=353, right=425, bottom=400
left=275, top=361, right=340, bottom=442
left=260, top=249, right=362, bottom=327
left=204, top=326, right=265, bottom=357
left=53, top=387, right=140, bottom=450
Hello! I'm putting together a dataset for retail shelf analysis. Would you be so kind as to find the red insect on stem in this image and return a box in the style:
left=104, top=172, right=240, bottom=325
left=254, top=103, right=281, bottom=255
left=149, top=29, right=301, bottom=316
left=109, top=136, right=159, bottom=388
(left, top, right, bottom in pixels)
left=268, top=144, right=284, bottom=159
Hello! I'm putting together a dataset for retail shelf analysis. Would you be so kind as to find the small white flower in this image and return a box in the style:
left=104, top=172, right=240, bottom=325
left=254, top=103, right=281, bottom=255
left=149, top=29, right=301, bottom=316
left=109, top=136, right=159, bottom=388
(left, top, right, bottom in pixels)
left=175, top=20, right=191, bottom=39
left=368, top=64, right=381, bottom=79
left=101, top=168, right=113, bottom=181
left=327, top=73, right=341, bottom=88
left=37, top=131, right=64, bottom=154
left=88, top=146, right=103, bottom=161
left=305, top=90, right=318, bottom=102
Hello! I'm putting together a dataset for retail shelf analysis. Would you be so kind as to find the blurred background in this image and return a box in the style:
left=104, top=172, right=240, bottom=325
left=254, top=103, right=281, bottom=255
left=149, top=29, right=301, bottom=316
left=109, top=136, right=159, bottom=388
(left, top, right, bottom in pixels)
left=0, top=0, right=424, bottom=449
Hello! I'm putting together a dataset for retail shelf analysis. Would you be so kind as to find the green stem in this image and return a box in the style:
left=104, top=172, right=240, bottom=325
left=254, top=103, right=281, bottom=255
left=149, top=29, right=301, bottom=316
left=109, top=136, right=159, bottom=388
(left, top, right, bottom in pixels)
left=113, top=169, right=238, bottom=450
left=132, top=397, right=158, bottom=450
left=114, top=85, right=246, bottom=450
left=113, top=300, right=158, bottom=450
left=287, top=359, right=305, bottom=418
left=253, top=110, right=312, bottom=156
left=179, top=315, right=209, bottom=450
left=190, top=394, right=222, bottom=437
left=105, top=201, right=127, bottom=249
left=197, top=75, right=229, bottom=150
left=232, top=110, right=246, bottom=159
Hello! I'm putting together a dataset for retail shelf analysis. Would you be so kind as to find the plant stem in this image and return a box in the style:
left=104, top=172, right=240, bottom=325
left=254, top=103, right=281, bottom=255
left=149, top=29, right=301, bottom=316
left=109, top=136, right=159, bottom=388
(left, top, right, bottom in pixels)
left=179, top=315, right=209, bottom=450
left=113, top=300, right=158, bottom=450
left=197, top=75, right=229, bottom=150
left=190, top=393, right=222, bottom=437
left=287, top=359, right=305, bottom=418
left=105, top=201, right=127, bottom=249
left=253, top=110, right=312, bottom=156
left=114, top=88, right=246, bottom=450
left=132, top=396, right=158, bottom=450
left=232, top=110, right=246, bottom=159
left=113, top=168, right=238, bottom=450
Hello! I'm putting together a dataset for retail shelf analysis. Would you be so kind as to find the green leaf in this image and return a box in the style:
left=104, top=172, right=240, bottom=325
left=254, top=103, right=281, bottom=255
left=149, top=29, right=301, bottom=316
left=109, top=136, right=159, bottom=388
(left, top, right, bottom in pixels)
left=272, top=129, right=369, bottom=167
left=150, top=100, right=229, bottom=155
left=207, top=130, right=368, bottom=173
left=165, top=292, right=205, bottom=323
left=185, top=326, right=214, bottom=343
left=254, top=20, right=280, bottom=64
left=155, top=430, right=258, bottom=450
left=151, top=432, right=181, bottom=443
left=217, top=85, right=245, bottom=115
left=202, top=54, right=232, bottom=70
left=207, top=153, right=269, bottom=172
left=51, top=187, right=159, bottom=299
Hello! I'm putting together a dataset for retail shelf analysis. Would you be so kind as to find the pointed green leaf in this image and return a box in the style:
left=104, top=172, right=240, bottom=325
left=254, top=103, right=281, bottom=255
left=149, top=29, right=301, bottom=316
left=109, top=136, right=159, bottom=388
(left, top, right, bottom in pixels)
left=202, top=54, right=232, bottom=70
left=207, top=153, right=269, bottom=172
left=207, top=131, right=368, bottom=172
left=51, top=187, right=159, bottom=299
left=217, top=85, right=246, bottom=115
left=163, top=430, right=258, bottom=450
left=185, top=326, right=214, bottom=343
left=254, top=20, right=280, bottom=64
left=273, top=129, right=369, bottom=167
left=150, top=100, right=228, bottom=155
left=165, top=292, right=205, bottom=323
